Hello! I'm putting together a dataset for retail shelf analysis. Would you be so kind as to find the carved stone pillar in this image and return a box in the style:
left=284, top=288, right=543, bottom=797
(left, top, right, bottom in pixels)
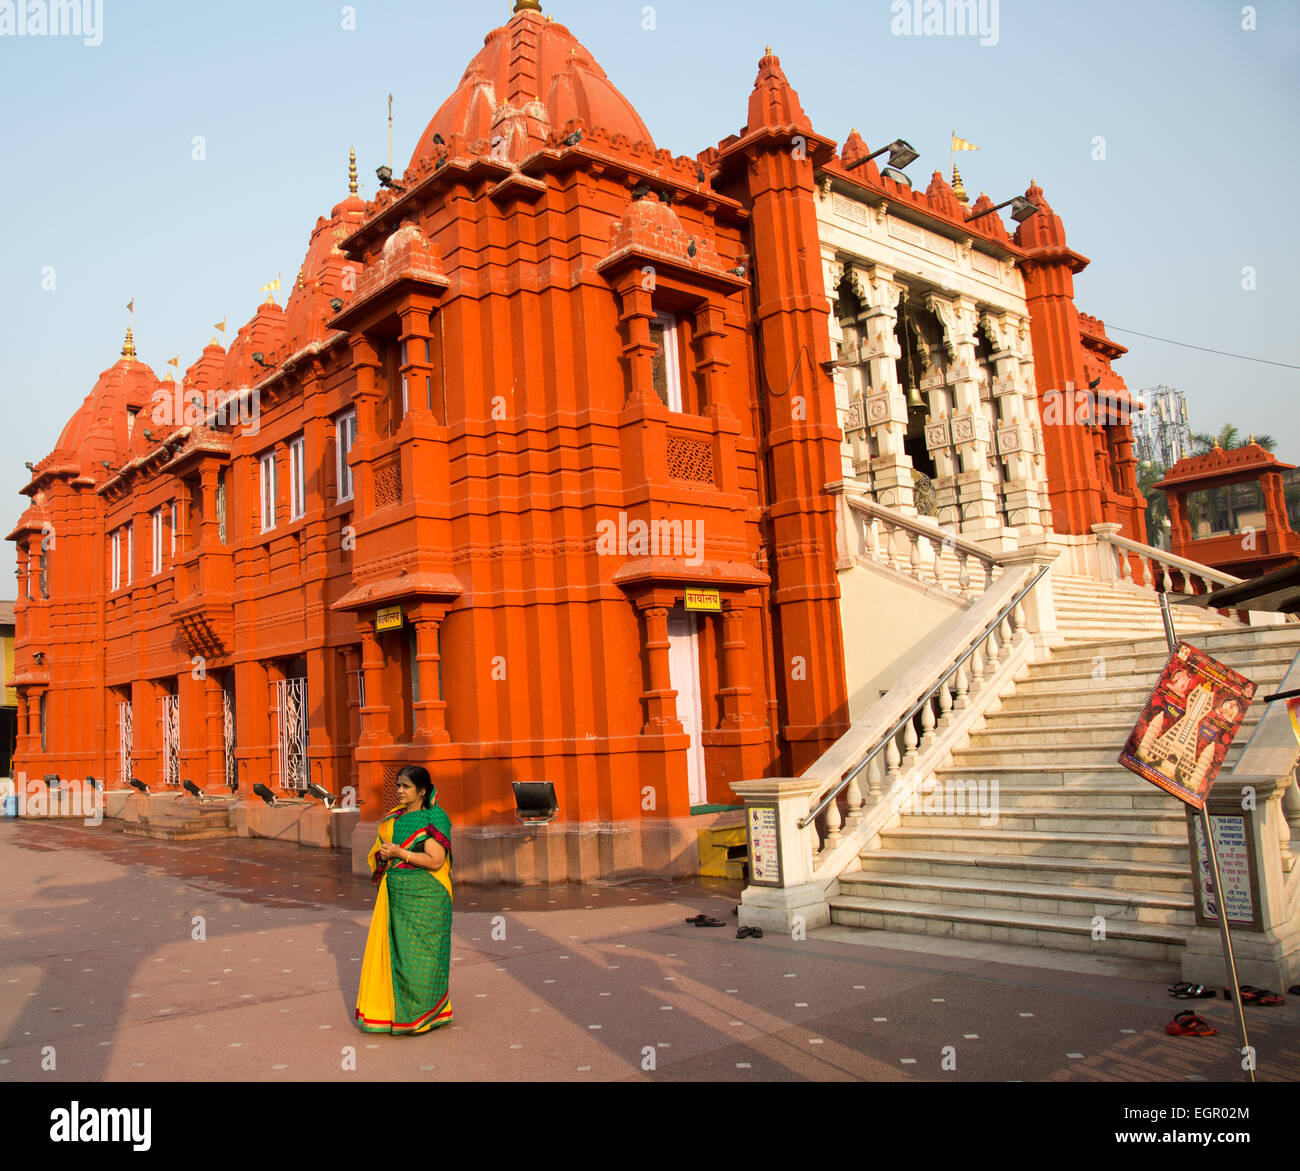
left=343, top=645, right=362, bottom=791
left=412, top=617, right=449, bottom=746
left=717, top=605, right=752, bottom=728
left=981, top=310, right=1050, bottom=535
left=693, top=303, right=732, bottom=418
left=853, top=264, right=912, bottom=510
left=203, top=671, right=223, bottom=792
left=930, top=293, right=999, bottom=532
left=617, top=284, right=659, bottom=408
left=356, top=622, right=392, bottom=748
left=638, top=603, right=680, bottom=734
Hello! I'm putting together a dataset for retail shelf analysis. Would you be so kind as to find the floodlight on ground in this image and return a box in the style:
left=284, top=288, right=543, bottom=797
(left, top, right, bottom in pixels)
left=86, top=776, right=100, bottom=790
left=129, top=778, right=149, bottom=794
left=306, top=782, right=336, bottom=809
left=845, top=138, right=919, bottom=172
left=42, top=774, right=60, bottom=788
left=512, top=781, right=558, bottom=825
left=253, top=783, right=277, bottom=806
left=967, top=195, right=1039, bottom=224
left=183, top=779, right=203, bottom=801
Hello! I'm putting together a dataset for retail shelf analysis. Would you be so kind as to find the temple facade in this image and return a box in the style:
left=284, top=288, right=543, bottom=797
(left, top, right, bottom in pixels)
left=8, top=1, right=1146, bottom=881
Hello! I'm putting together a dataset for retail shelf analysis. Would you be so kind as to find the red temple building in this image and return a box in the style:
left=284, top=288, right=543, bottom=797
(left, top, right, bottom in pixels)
left=8, top=1, right=1152, bottom=882
left=1154, top=441, right=1300, bottom=579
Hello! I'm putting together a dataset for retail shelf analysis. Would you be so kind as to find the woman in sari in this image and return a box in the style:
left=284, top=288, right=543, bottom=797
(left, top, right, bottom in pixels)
left=355, top=765, right=454, bottom=1034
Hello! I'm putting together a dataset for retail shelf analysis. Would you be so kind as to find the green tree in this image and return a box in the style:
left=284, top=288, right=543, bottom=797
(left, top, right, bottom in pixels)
left=1189, top=425, right=1277, bottom=455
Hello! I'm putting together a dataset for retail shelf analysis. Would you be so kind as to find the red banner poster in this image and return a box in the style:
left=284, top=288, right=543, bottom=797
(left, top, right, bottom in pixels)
left=1118, top=641, right=1257, bottom=810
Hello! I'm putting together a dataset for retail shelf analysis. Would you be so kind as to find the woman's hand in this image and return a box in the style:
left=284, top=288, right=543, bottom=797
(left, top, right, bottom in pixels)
left=378, top=842, right=402, bottom=861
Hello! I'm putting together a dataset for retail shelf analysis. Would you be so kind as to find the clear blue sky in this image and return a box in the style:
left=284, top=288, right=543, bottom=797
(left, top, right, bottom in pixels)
left=1, top=0, right=1296, bottom=542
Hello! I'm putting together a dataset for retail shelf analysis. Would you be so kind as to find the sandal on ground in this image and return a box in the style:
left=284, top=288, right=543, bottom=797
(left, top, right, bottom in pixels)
left=736, top=925, right=764, bottom=939
left=1225, top=985, right=1283, bottom=1006
left=1166, top=1010, right=1217, bottom=1036
left=1169, top=982, right=1215, bottom=999
left=689, top=915, right=726, bottom=928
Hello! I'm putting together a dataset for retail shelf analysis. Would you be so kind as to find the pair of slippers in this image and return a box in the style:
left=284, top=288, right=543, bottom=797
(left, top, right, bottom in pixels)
left=1168, top=982, right=1215, bottom=999
left=1166, top=1010, right=1217, bottom=1036
left=684, top=914, right=726, bottom=928
left=1224, top=985, right=1286, bottom=1006
left=736, top=925, right=764, bottom=939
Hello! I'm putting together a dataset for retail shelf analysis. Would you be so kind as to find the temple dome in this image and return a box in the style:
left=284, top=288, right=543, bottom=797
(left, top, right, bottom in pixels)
left=410, top=4, right=654, bottom=166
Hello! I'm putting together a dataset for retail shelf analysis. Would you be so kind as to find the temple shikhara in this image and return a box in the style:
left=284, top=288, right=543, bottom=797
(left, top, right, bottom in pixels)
left=15, top=3, right=1297, bottom=985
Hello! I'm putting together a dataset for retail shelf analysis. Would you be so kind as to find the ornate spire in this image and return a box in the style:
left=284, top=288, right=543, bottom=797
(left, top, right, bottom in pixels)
left=514, top=0, right=542, bottom=11
left=951, top=164, right=968, bottom=202
left=121, top=326, right=136, bottom=362
left=348, top=145, right=358, bottom=195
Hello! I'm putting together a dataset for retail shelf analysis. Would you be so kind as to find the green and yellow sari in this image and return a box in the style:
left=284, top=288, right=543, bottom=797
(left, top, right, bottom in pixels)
left=355, top=803, right=454, bottom=1035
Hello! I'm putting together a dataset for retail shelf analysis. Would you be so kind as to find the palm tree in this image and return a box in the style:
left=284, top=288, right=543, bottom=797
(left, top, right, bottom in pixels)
left=1136, top=459, right=1169, bottom=545
left=1189, top=424, right=1277, bottom=455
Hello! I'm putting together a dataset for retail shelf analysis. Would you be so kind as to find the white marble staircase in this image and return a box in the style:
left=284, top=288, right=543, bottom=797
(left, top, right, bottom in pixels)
left=830, top=624, right=1300, bottom=960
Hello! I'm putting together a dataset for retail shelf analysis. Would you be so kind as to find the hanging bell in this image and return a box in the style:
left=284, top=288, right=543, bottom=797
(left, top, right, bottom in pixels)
left=906, top=383, right=925, bottom=410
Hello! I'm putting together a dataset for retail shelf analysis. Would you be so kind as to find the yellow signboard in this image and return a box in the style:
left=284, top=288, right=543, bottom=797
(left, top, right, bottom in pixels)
left=375, top=605, right=404, bottom=632
left=684, top=588, right=721, bottom=612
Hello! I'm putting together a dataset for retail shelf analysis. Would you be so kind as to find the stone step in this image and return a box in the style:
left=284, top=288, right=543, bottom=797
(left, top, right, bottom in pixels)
left=1060, top=626, right=1300, bottom=655
left=947, top=745, right=1245, bottom=768
left=895, top=809, right=1187, bottom=836
left=1027, top=648, right=1296, bottom=681
left=855, top=848, right=1193, bottom=894
left=982, top=702, right=1264, bottom=728
left=120, top=822, right=237, bottom=841
left=837, top=871, right=1193, bottom=925
left=828, top=894, right=1188, bottom=961
left=877, top=824, right=1189, bottom=863
left=982, top=785, right=1187, bottom=811
left=964, top=719, right=1260, bottom=749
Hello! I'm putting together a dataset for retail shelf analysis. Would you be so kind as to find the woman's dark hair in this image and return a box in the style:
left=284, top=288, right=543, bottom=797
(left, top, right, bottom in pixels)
left=397, top=765, right=434, bottom=809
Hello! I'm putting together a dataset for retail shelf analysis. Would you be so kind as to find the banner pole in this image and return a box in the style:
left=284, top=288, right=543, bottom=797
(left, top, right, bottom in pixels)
left=1160, top=591, right=1254, bottom=1082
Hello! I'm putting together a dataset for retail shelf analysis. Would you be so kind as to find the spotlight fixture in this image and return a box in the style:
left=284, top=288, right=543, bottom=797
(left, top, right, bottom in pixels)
left=253, top=783, right=277, bottom=806
left=329, top=297, right=344, bottom=312
left=183, top=779, right=204, bottom=801
left=24, top=461, right=34, bottom=471
left=251, top=352, right=271, bottom=368
left=42, top=773, right=60, bottom=788
left=86, top=776, right=100, bottom=790
left=129, top=778, right=149, bottom=794
left=512, top=781, right=559, bottom=825
left=142, top=429, right=153, bottom=441
left=880, top=166, right=913, bottom=189
left=375, top=164, right=406, bottom=192
left=845, top=138, right=920, bottom=172
left=306, top=782, right=336, bottom=809
left=33, top=651, right=44, bottom=665
left=967, top=195, right=1039, bottom=224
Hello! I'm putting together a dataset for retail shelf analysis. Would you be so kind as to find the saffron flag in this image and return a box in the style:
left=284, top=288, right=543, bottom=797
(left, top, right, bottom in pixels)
left=951, top=134, right=980, bottom=153
left=259, top=276, right=281, bottom=294
left=126, top=298, right=134, bottom=314
left=214, top=319, right=226, bottom=334
left=167, top=356, right=179, bottom=368
left=1288, top=697, right=1300, bottom=748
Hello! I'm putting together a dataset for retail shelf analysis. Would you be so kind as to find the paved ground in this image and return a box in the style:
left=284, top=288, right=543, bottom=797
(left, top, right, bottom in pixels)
left=2, top=818, right=1298, bottom=1083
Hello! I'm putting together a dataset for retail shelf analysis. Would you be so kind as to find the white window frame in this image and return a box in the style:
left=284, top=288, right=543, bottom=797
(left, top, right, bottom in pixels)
left=336, top=411, right=358, bottom=503
left=289, top=435, right=306, bottom=522
left=260, top=451, right=277, bottom=532
left=170, top=502, right=177, bottom=556
left=153, top=508, right=165, bottom=574
left=652, top=311, right=683, bottom=412
left=399, top=340, right=409, bottom=417
left=125, top=523, right=133, bottom=586
left=111, top=529, right=121, bottom=591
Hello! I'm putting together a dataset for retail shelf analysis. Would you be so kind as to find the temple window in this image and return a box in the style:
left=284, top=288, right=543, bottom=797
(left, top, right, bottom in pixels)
left=336, top=411, right=358, bottom=502
left=650, top=311, right=684, bottom=411
left=151, top=508, right=164, bottom=575
left=289, top=435, right=307, bottom=521
left=259, top=451, right=278, bottom=532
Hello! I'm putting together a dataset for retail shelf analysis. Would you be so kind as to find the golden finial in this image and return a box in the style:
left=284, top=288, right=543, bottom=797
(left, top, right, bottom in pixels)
left=513, top=0, right=542, bottom=12
left=765, top=45, right=772, bottom=55
left=951, top=164, right=968, bottom=202
left=349, top=145, right=358, bottom=195
left=1248, top=434, right=1256, bottom=445
left=121, top=326, right=136, bottom=362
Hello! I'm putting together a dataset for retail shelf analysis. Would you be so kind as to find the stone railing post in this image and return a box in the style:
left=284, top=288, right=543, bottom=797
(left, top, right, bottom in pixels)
left=998, top=544, right=1061, bottom=648
left=730, top=776, right=830, bottom=934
